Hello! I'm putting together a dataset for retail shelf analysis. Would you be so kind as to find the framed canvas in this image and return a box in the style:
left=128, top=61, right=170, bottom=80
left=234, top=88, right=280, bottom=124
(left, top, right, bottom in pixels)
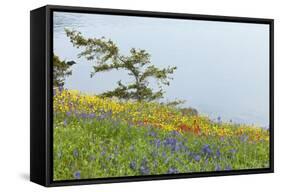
left=30, top=5, right=274, bottom=187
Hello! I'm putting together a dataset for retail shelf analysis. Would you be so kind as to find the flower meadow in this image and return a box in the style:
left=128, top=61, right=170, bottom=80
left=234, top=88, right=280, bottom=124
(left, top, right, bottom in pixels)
left=53, top=90, right=269, bottom=181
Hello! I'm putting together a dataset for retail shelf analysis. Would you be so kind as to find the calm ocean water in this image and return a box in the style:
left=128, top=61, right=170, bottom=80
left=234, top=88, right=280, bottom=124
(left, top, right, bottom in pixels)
left=53, top=12, right=270, bottom=127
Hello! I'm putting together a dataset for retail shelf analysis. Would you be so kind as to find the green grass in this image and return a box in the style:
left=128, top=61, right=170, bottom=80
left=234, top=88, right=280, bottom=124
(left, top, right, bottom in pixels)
left=53, top=112, right=269, bottom=181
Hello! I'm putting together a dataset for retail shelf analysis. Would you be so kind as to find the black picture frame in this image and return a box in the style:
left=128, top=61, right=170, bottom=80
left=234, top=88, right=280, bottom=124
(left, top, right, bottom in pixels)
left=30, top=4, right=274, bottom=187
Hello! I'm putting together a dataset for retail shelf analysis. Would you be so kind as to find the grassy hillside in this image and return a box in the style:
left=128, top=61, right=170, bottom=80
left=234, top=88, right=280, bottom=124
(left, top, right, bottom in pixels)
left=53, top=90, right=269, bottom=180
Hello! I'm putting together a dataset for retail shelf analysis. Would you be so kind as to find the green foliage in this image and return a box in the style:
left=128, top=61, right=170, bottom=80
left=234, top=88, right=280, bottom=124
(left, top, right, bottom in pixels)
left=180, top=107, right=199, bottom=116
left=65, top=29, right=177, bottom=101
left=53, top=54, right=75, bottom=87
left=53, top=111, right=269, bottom=180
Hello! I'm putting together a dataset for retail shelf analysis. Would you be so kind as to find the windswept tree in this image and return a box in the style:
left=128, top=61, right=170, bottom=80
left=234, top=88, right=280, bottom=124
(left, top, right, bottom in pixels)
left=53, top=54, right=75, bottom=87
left=65, top=29, right=176, bottom=102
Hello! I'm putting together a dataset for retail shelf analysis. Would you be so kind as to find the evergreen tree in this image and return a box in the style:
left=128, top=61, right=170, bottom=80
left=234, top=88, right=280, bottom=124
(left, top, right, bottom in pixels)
left=66, top=29, right=176, bottom=101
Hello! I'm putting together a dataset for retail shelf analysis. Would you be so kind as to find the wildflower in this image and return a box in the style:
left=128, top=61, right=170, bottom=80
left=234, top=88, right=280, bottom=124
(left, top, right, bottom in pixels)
left=63, top=119, right=67, bottom=126
left=202, top=144, right=212, bottom=157
left=170, top=130, right=180, bottom=136
left=99, top=113, right=107, bottom=120
left=88, top=113, right=96, bottom=118
left=229, top=149, right=237, bottom=154
left=155, top=139, right=161, bottom=148
left=73, top=149, right=79, bottom=158
left=73, top=171, right=81, bottom=179
left=101, top=150, right=106, bottom=156
left=149, top=131, right=157, bottom=137
left=216, top=149, right=221, bottom=158
left=225, top=165, right=232, bottom=171
left=130, top=161, right=137, bottom=170
left=167, top=167, right=179, bottom=174
left=80, top=113, right=88, bottom=119
left=164, top=138, right=177, bottom=147
left=140, top=166, right=150, bottom=175
left=58, top=86, right=63, bottom=92
left=215, top=165, right=221, bottom=171
left=194, top=155, right=201, bottom=162
left=66, top=111, right=71, bottom=117
left=151, top=150, right=157, bottom=158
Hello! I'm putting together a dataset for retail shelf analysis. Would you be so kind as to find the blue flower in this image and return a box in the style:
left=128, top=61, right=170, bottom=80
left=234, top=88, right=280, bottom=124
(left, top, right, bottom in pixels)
left=58, top=86, right=63, bottom=92
left=149, top=131, right=157, bottom=137
left=225, top=165, right=232, bottom=171
left=130, top=161, right=137, bottom=170
left=98, top=113, right=107, bottom=120
left=151, top=151, right=157, bottom=158
left=216, top=149, right=221, bottom=158
left=140, top=166, right=150, bottom=175
left=164, top=138, right=177, bottom=146
left=155, top=139, right=161, bottom=148
left=170, top=130, right=180, bottom=136
left=80, top=113, right=88, bottom=119
left=66, top=111, right=71, bottom=117
left=88, top=113, right=96, bottom=118
left=215, top=165, right=221, bottom=171
left=202, top=144, right=212, bottom=157
left=73, top=171, right=81, bottom=179
left=101, top=150, right=106, bottom=156
left=167, top=167, right=179, bottom=174
left=63, top=119, right=67, bottom=126
left=229, top=149, right=237, bottom=154
left=73, top=149, right=79, bottom=158
left=194, top=155, right=201, bottom=162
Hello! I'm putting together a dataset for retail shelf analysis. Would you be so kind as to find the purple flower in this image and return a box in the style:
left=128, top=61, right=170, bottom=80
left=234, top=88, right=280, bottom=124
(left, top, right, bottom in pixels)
left=149, top=131, right=157, bottom=137
left=101, top=150, right=106, bottom=156
left=167, top=167, right=179, bottom=174
left=80, top=113, right=88, bottom=119
left=164, top=138, right=177, bottom=146
left=194, top=155, right=201, bottom=162
left=225, top=165, right=232, bottom=171
left=88, top=113, right=96, bottom=118
left=155, top=139, right=161, bottom=148
left=63, top=119, right=67, bottom=126
left=73, top=171, right=81, bottom=179
left=215, top=165, right=221, bottom=171
left=170, top=130, right=180, bottom=136
left=151, top=150, right=157, bottom=158
left=73, top=149, right=79, bottom=158
left=66, top=111, right=72, bottom=117
left=58, top=86, right=63, bottom=92
left=216, top=149, right=221, bottom=158
left=130, top=161, right=137, bottom=170
left=140, top=166, right=150, bottom=175
left=202, top=144, right=212, bottom=157
left=229, top=149, right=237, bottom=154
